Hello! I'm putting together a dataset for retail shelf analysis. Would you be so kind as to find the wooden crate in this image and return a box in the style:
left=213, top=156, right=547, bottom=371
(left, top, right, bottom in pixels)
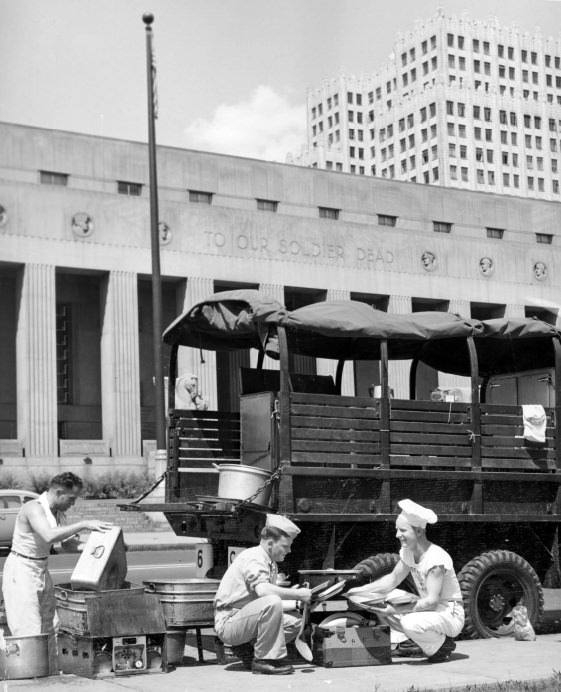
left=312, top=625, right=391, bottom=668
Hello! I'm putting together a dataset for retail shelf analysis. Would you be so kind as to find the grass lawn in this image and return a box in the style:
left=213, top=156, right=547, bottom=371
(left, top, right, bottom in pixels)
left=407, top=672, right=561, bottom=692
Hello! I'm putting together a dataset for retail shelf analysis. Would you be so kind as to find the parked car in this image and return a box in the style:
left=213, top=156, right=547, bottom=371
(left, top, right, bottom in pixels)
left=0, top=489, right=39, bottom=551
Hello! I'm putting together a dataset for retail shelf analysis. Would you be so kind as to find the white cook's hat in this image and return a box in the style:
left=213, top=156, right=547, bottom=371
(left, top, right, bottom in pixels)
left=265, top=514, right=301, bottom=539
left=398, top=499, right=438, bottom=529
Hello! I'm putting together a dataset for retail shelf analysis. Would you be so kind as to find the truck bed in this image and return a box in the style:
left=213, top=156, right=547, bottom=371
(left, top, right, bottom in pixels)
left=166, top=394, right=560, bottom=522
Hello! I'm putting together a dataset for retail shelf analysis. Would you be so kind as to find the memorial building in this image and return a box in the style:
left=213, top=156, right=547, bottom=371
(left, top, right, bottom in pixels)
left=0, top=122, right=559, bottom=475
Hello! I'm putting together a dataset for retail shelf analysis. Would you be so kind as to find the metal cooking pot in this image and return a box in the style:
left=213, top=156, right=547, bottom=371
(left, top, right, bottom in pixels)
left=0, top=633, right=49, bottom=679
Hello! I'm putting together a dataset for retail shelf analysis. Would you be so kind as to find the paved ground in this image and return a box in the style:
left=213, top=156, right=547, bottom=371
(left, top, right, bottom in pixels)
left=3, top=632, right=561, bottom=691
left=3, top=532, right=560, bottom=691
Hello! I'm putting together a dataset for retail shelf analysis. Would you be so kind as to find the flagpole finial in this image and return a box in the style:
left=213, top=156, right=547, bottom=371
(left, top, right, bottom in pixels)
left=143, top=13, right=154, bottom=26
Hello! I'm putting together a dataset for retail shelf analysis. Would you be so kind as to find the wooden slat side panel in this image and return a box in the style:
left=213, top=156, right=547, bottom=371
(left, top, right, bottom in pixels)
left=390, top=410, right=470, bottom=424
left=291, top=392, right=377, bottom=408
left=391, top=432, right=471, bottom=446
left=291, top=404, right=379, bottom=420
left=391, top=421, right=472, bottom=434
left=481, top=435, right=555, bottom=449
left=291, top=416, right=381, bottom=431
left=388, top=455, right=472, bottom=469
left=292, top=440, right=380, bottom=454
left=481, top=426, right=555, bottom=439
left=481, top=447, right=557, bottom=460
left=391, top=444, right=473, bottom=457
left=291, top=452, right=381, bottom=466
left=292, top=429, right=381, bottom=442
left=481, top=458, right=558, bottom=471
left=171, top=409, right=241, bottom=470
left=390, top=400, right=470, bottom=413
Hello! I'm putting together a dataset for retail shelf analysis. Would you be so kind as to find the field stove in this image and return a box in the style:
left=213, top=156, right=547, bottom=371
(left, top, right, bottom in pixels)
left=55, top=528, right=169, bottom=678
left=55, top=584, right=169, bottom=678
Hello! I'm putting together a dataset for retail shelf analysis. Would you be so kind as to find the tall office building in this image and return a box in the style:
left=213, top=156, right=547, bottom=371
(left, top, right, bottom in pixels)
left=291, top=10, right=561, bottom=201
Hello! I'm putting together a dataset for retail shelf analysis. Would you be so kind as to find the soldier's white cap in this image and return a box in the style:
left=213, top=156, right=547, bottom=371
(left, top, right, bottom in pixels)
left=265, top=514, right=301, bottom=539
left=398, top=499, right=438, bottom=528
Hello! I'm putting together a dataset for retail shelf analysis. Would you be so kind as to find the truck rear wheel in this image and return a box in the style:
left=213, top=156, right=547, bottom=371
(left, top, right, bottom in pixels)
left=352, top=552, right=417, bottom=593
left=458, top=549, right=544, bottom=639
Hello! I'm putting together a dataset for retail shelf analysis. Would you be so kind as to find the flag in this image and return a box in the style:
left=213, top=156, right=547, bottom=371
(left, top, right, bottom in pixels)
left=151, top=38, right=158, bottom=119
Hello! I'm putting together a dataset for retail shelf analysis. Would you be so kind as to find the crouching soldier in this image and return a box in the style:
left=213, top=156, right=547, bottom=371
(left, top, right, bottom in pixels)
left=348, top=499, right=465, bottom=663
left=214, top=514, right=312, bottom=675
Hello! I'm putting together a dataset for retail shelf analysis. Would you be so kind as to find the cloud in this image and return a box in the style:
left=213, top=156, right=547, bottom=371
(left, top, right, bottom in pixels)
left=183, top=86, right=306, bottom=162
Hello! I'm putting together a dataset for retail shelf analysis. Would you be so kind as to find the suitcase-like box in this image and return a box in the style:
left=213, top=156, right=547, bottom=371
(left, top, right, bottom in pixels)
left=70, top=527, right=127, bottom=591
left=312, top=624, right=391, bottom=668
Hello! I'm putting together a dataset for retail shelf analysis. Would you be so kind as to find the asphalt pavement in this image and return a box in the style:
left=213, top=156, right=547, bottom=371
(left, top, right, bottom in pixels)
left=3, top=632, right=561, bottom=692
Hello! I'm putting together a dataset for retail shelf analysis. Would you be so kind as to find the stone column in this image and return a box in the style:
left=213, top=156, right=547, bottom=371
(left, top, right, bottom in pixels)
left=16, top=264, right=58, bottom=460
left=387, top=295, right=412, bottom=398
left=257, top=283, right=285, bottom=370
left=504, top=304, right=525, bottom=319
left=439, top=298, right=472, bottom=390
left=177, top=277, right=217, bottom=409
left=316, top=289, right=354, bottom=394
left=101, top=271, right=141, bottom=458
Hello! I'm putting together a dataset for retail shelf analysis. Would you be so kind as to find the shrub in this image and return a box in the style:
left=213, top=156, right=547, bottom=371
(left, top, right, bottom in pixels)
left=82, top=471, right=155, bottom=499
left=30, top=472, right=52, bottom=494
left=1, top=470, right=155, bottom=500
left=0, top=472, right=27, bottom=490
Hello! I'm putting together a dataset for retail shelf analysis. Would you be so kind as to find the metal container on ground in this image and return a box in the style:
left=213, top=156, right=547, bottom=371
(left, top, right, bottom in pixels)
left=312, top=624, right=392, bottom=668
left=215, top=464, right=272, bottom=506
left=163, top=629, right=186, bottom=664
left=0, top=633, right=49, bottom=679
left=54, top=582, right=158, bottom=636
left=143, top=579, right=220, bottom=626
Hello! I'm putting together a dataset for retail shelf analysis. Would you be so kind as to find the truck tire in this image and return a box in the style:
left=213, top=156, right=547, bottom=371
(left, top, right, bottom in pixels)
left=458, top=549, right=544, bottom=639
left=352, top=552, right=417, bottom=593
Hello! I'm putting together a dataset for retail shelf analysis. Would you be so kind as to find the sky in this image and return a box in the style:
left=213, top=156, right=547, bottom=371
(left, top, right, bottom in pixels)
left=1, top=0, right=559, bottom=162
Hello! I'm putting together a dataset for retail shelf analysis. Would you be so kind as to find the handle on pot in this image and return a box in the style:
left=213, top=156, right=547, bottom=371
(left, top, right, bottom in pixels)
left=5, top=642, right=20, bottom=657
left=212, top=463, right=221, bottom=471
left=144, top=582, right=156, bottom=593
left=57, top=589, right=68, bottom=601
left=91, top=545, right=105, bottom=559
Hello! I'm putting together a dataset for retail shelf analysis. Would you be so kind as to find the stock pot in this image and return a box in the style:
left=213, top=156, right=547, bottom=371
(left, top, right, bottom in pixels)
left=0, top=633, right=49, bottom=679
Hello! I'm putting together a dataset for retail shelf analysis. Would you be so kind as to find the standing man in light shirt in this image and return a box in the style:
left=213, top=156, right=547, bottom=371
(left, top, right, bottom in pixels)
left=348, top=499, right=464, bottom=663
left=214, top=514, right=312, bottom=675
left=2, top=472, right=113, bottom=675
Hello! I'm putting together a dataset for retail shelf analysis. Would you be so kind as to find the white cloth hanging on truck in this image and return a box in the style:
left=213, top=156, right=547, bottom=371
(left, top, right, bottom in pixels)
left=521, top=404, right=547, bottom=444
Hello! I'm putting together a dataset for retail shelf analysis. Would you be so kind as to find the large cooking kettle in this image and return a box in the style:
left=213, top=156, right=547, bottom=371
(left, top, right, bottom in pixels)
left=0, top=633, right=49, bottom=679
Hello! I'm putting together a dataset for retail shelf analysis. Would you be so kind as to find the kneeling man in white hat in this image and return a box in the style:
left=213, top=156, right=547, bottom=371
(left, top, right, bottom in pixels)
left=347, top=499, right=465, bottom=663
left=214, top=514, right=312, bottom=675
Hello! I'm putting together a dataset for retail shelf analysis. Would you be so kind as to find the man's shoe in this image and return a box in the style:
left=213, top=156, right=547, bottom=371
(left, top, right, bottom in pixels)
left=251, top=658, right=295, bottom=675
left=231, top=642, right=254, bottom=669
left=393, top=639, right=424, bottom=658
left=427, top=636, right=456, bottom=663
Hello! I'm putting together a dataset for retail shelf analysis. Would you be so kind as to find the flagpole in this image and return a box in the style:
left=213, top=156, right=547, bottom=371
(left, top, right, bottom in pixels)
left=142, top=13, right=167, bottom=462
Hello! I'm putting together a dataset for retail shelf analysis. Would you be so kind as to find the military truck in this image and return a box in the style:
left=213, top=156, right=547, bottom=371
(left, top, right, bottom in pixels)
left=137, top=289, right=561, bottom=639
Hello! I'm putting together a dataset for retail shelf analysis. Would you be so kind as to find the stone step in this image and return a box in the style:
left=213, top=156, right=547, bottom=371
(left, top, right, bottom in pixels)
left=65, top=498, right=170, bottom=532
